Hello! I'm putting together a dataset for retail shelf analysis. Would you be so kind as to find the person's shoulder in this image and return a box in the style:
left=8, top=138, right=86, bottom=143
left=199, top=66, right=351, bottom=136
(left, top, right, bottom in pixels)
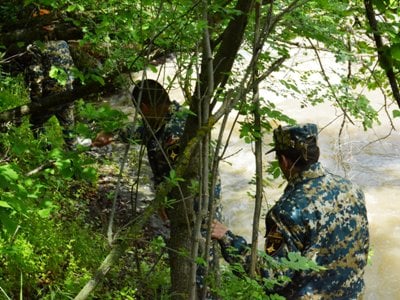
left=327, top=171, right=361, bottom=190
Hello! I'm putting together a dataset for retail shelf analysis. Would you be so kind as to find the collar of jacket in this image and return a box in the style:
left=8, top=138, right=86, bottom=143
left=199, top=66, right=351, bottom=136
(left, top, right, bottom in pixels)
left=286, top=162, right=325, bottom=188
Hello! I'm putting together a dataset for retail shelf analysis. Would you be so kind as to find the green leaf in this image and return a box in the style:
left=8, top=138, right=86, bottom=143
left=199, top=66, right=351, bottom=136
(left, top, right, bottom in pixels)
left=90, top=74, right=105, bottom=85
left=37, top=208, right=52, bottom=218
left=0, top=200, right=12, bottom=208
left=49, top=66, right=68, bottom=86
left=372, top=0, right=386, bottom=12
left=391, top=44, right=400, bottom=61
left=393, top=109, right=400, bottom=118
left=0, top=165, right=19, bottom=188
left=81, top=167, right=97, bottom=182
left=0, top=165, right=19, bottom=181
left=165, top=169, right=184, bottom=187
left=0, top=210, right=18, bottom=234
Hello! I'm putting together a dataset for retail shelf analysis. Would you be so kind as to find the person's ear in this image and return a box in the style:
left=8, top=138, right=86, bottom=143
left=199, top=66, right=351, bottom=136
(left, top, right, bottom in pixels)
left=280, top=154, right=291, bottom=170
left=162, top=102, right=170, bottom=114
left=139, top=102, right=149, bottom=114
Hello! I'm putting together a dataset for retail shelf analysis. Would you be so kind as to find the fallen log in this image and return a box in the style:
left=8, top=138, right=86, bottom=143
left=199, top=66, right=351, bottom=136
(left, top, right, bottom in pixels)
left=0, top=79, right=115, bottom=123
left=0, top=22, right=83, bottom=48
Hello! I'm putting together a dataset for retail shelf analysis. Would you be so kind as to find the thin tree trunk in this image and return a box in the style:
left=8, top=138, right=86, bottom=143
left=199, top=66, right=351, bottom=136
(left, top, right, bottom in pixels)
left=169, top=1, right=254, bottom=299
left=249, top=1, right=263, bottom=277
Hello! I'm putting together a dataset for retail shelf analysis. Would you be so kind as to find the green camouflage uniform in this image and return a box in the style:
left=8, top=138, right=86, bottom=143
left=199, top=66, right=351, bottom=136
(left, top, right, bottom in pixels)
left=25, top=40, right=75, bottom=144
left=219, top=124, right=369, bottom=299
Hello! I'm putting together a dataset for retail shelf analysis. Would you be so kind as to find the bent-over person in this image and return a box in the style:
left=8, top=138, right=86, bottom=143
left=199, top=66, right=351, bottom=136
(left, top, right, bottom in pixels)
left=93, top=79, right=223, bottom=298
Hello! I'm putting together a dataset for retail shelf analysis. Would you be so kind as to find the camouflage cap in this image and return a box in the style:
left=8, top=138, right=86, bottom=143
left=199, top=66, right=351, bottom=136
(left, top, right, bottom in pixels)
left=267, top=123, right=318, bottom=159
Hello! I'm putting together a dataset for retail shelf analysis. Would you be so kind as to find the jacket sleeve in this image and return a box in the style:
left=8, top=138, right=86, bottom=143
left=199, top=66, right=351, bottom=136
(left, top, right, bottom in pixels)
left=218, top=230, right=249, bottom=265
left=119, top=123, right=145, bottom=144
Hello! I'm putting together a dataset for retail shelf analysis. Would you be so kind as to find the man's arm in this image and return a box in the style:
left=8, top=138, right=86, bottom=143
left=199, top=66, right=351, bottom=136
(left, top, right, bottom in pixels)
left=211, top=220, right=249, bottom=264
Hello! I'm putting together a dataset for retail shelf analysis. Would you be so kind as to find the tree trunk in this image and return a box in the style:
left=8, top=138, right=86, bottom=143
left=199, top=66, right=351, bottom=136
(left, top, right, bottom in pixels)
left=166, top=161, right=198, bottom=299
left=167, top=1, right=255, bottom=299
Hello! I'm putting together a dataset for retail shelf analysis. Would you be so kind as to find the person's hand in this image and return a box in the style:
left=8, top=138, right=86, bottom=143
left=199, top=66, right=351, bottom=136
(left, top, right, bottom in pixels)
left=211, top=219, right=229, bottom=240
left=91, top=131, right=114, bottom=147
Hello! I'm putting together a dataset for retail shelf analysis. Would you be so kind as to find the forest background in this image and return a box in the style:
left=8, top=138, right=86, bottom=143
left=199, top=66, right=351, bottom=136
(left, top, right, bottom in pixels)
left=0, top=0, right=399, bottom=299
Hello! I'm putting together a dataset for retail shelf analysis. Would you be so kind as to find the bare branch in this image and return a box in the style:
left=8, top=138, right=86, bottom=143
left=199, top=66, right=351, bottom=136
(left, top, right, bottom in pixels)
left=307, top=38, right=355, bottom=125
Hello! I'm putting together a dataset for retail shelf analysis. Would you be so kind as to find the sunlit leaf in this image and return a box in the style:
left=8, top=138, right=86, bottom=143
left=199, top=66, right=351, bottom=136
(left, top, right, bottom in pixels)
left=393, top=109, right=400, bottom=118
left=390, top=44, right=400, bottom=61
left=0, top=200, right=12, bottom=208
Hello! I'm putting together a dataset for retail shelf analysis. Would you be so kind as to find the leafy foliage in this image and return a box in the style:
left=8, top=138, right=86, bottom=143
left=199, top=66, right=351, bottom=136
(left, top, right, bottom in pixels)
left=0, top=0, right=397, bottom=298
left=0, top=72, right=29, bottom=111
left=213, top=249, right=324, bottom=300
left=0, top=118, right=104, bottom=297
left=76, top=100, right=129, bottom=135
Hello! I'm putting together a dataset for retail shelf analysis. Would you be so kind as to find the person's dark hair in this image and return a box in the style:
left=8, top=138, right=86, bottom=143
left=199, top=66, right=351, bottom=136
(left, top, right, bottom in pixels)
left=131, top=79, right=170, bottom=107
left=276, top=137, right=320, bottom=169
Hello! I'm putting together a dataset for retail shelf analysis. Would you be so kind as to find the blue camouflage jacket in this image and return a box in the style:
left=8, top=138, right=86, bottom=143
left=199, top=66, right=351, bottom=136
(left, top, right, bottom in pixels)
left=219, top=162, right=369, bottom=299
left=140, top=101, right=186, bottom=186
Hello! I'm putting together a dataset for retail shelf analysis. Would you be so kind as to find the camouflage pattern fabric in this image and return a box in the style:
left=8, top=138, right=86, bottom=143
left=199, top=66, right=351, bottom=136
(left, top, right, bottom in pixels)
left=218, top=162, right=369, bottom=299
left=25, top=40, right=75, bottom=141
left=267, top=123, right=318, bottom=161
left=273, top=123, right=318, bottom=152
left=143, top=101, right=186, bottom=186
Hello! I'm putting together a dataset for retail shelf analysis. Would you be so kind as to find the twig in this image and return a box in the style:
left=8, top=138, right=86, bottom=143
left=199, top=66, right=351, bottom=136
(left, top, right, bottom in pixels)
left=107, top=144, right=130, bottom=245
left=25, top=160, right=56, bottom=176
left=131, top=144, right=146, bottom=218
left=193, top=2, right=214, bottom=297
left=249, top=0, right=263, bottom=278
left=0, top=286, right=11, bottom=300
left=364, top=0, right=400, bottom=108
left=307, top=37, right=355, bottom=125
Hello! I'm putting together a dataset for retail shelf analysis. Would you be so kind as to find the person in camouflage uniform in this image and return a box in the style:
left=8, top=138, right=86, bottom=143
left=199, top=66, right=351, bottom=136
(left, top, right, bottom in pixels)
left=212, top=123, right=369, bottom=299
left=93, top=79, right=222, bottom=297
left=25, top=40, right=75, bottom=146
left=119, top=79, right=223, bottom=220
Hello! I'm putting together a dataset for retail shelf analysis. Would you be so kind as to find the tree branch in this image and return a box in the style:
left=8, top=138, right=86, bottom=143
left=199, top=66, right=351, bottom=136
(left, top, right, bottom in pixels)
left=364, top=0, right=400, bottom=108
left=25, top=160, right=56, bottom=177
left=73, top=243, right=125, bottom=300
